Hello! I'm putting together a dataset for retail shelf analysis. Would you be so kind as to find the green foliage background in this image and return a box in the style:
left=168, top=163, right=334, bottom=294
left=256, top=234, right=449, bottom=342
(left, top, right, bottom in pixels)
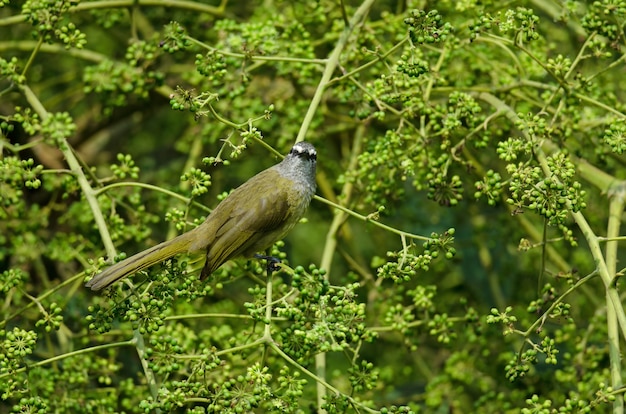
left=2, top=0, right=626, bottom=412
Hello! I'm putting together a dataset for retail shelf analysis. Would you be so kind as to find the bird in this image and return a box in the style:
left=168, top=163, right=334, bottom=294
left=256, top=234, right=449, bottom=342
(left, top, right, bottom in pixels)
left=85, top=141, right=317, bottom=291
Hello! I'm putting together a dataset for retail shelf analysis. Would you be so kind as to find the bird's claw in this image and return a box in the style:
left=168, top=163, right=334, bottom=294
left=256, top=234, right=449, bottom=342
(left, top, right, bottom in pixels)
left=254, top=254, right=282, bottom=275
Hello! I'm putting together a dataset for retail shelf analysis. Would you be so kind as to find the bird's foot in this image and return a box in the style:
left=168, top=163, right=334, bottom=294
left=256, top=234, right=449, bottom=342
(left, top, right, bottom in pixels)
left=254, top=254, right=282, bottom=275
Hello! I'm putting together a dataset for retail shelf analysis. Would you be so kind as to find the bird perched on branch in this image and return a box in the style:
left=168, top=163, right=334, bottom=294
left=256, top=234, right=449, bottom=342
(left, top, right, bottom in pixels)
left=86, top=141, right=317, bottom=291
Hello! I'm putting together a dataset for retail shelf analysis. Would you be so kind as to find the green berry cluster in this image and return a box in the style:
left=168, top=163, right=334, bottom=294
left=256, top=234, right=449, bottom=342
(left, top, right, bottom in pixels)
left=1, top=156, right=47, bottom=264
left=468, top=14, right=495, bottom=41
left=378, top=247, right=431, bottom=282
left=587, top=37, right=614, bottom=59
left=180, top=167, right=211, bottom=197
left=496, top=137, right=529, bottom=162
left=427, top=173, right=463, bottom=206
left=383, top=303, right=415, bottom=335
left=244, top=283, right=269, bottom=323
left=582, top=0, right=626, bottom=42
left=505, top=348, right=535, bottom=381
left=89, top=5, right=126, bottom=29
left=321, top=393, right=352, bottom=413
left=124, top=294, right=167, bottom=334
left=552, top=386, right=616, bottom=414
left=404, top=9, right=453, bottom=45
left=275, top=366, right=307, bottom=406
left=407, top=284, right=437, bottom=312
left=522, top=394, right=553, bottom=414
left=526, top=283, right=556, bottom=314
left=350, top=79, right=487, bottom=209
left=515, top=111, right=547, bottom=138
left=125, top=39, right=160, bottom=68
left=423, top=228, right=456, bottom=259
left=0, top=156, right=43, bottom=195
left=506, top=151, right=586, bottom=226
left=546, top=54, right=572, bottom=79
left=0, top=269, right=27, bottom=292
left=200, top=363, right=273, bottom=413
left=0, top=56, right=25, bottom=84
left=85, top=302, right=114, bottom=334
left=56, top=22, right=87, bottom=49
left=489, top=301, right=565, bottom=383
left=239, top=126, right=264, bottom=151
left=442, top=92, right=484, bottom=138
left=1, top=327, right=37, bottom=373
left=83, top=50, right=164, bottom=112
left=34, top=302, right=64, bottom=332
left=514, top=7, right=541, bottom=42
left=348, top=129, right=413, bottom=207
left=12, top=396, right=48, bottom=414
left=378, top=229, right=456, bottom=282
left=272, top=266, right=372, bottom=364
left=603, top=118, right=626, bottom=154
left=425, top=93, right=484, bottom=204
left=145, top=335, right=183, bottom=375
left=210, top=17, right=316, bottom=82
left=550, top=301, right=572, bottom=319
left=22, top=0, right=86, bottom=48
left=195, top=51, right=228, bottom=85
left=40, top=111, right=76, bottom=146
left=396, top=53, right=429, bottom=78
left=539, top=336, right=559, bottom=365
left=348, top=360, right=378, bottom=392
left=139, top=386, right=189, bottom=412
left=11, top=107, right=40, bottom=135
left=428, top=313, right=456, bottom=344
left=172, top=263, right=214, bottom=300
left=486, top=306, right=518, bottom=335
left=169, top=86, right=202, bottom=112
left=160, top=21, right=191, bottom=53
left=474, top=169, right=503, bottom=205
left=275, top=21, right=317, bottom=83
left=505, top=335, right=560, bottom=384
left=85, top=189, right=157, bottom=242
left=164, top=208, right=187, bottom=232
left=168, top=85, right=251, bottom=123
left=110, top=153, right=140, bottom=179
left=214, top=19, right=279, bottom=55
left=498, top=7, right=541, bottom=42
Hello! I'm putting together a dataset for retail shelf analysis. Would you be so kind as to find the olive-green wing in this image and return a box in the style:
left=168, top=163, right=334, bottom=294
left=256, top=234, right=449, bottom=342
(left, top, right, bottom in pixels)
left=200, top=171, right=292, bottom=277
